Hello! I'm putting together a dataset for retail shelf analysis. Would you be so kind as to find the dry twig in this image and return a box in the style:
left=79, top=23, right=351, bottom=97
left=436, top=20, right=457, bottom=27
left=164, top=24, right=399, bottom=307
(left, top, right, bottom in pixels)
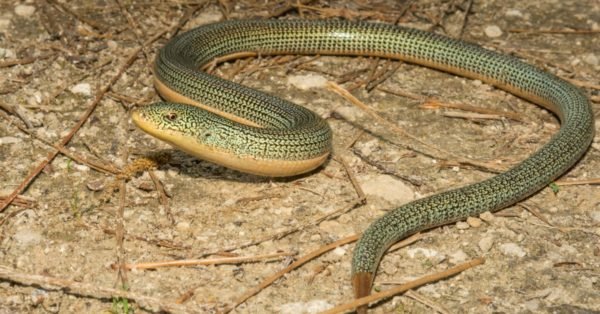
left=555, top=178, right=600, bottom=186
left=320, top=258, right=485, bottom=314
left=225, top=234, right=359, bottom=313
left=0, top=265, right=206, bottom=313
left=115, top=252, right=296, bottom=270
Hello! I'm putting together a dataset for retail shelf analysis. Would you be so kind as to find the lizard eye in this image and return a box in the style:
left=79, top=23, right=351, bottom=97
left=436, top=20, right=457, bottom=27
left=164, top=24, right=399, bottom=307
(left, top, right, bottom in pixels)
left=164, top=112, right=178, bottom=121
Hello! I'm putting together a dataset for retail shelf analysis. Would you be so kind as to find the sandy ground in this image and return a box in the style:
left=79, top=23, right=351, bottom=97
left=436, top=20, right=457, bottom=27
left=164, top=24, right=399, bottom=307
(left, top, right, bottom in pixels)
left=1, top=0, right=599, bottom=313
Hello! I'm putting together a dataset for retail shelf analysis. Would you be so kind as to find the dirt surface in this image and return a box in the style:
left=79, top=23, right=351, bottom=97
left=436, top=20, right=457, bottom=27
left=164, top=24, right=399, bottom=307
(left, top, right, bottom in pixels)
left=1, top=1, right=599, bottom=313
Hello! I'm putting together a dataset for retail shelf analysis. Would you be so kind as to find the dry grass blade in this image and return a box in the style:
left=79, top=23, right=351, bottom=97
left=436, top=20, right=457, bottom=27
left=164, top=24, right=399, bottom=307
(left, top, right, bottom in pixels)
left=420, top=99, right=524, bottom=122
left=519, top=203, right=552, bottom=226
left=115, top=251, right=296, bottom=270
left=442, top=111, right=509, bottom=121
left=508, top=28, right=600, bottom=34
left=555, top=178, right=600, bottom=186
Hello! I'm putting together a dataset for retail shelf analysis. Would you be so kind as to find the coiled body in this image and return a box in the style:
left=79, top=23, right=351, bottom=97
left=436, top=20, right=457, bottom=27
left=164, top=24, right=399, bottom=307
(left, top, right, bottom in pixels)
left=131, top=19, right=594, bottom=308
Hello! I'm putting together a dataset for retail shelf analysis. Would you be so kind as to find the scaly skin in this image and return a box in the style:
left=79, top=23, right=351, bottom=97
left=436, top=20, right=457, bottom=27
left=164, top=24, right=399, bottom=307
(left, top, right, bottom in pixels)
left=131, top=19, right=594, bottom=311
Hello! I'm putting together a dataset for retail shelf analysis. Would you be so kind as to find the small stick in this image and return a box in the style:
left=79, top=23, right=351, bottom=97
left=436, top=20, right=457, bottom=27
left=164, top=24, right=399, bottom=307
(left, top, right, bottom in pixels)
left=0, top=208, right=28, bottom=227
left=0, top=101, right=34, bottom=129
left=114, top=179, right=129, bottom=289
left=458, top=0, right=474, bottom=38
left=148, top=170, right=174, bottom=224
left=387, top=233, right=422, bottom=253
left=442, top=111, right=507, bottom=121
left=320, top=257, right=485, bottom=314
left=376, top=86, right=424, bottom=100
left=0, top=53, right=55, bottom=68
left=421, top=99, right=524, bottom=122
left=405, top=290, right=450, bottom=314
left=115, top=252, right=296, bottom=270
left=519, top=203, right=552, bottom=226
left=175, top=286, right=199, bottom=304
left=508, top=28, right=600, bottom=34
left=366, top=62, right=401, bottom=92
left=352, top=148, right=423, bottom=186
left=225, top=234, right=360, bottom=313
left=344, top=130, right=365, bottom=150
left=100, top=225, right=189, bottom=250
left=564, top=78, right=600, bottom=91
left=0, top=196, right=34, bottom=208
left=554, top=178, right=600, bottom=186
left=49, top=0, right=108, bottom=32
left=336, top=155, right=366, bottom=202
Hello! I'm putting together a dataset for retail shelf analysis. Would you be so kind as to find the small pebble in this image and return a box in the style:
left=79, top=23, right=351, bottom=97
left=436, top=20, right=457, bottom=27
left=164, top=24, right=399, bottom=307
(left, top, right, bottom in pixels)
left=406, top=247, right=438, bottom=259
left=359, top=174, right=414, bottom=204
left=86, top=179, right=105, bottom=191
left=524, top=299, right=540, bottom=311
left=582, top=53, right=598, bottom=66
left=499, top=242, right=526, bottom=257
left=484, top=25, right=503, bottom=38
left=337, top=214, right=352, bottom=224
left=505, top=9, right=523, bottom=18
left=466, top=217, right=482, bottom=228
left=478, top=236, right=494, bottom=252
left=280, top=300, right=333, bottom=314
left=287, top=74, right=327, bottom=90
left=332, top=247, right=346, bottom=256
left=176, top=221, right=190, bottom=232
left=15, top=4, right=36, bottom=17
left=73, top=164, right=89, bottom=172
left=6, top=295, right=23, bottom=306
left=479, top=211, right=495, bottom=222
left=13, top=228, right=42, bottom=246
left=0, top=136, right=22, bottom=145
left=318, top=220, right=344, bottom=235
left=108, top=114, right=119, bottom=124
left=70, top=83, right=92, bottom=96
left=590, top=210, right=600, bottom=223
left=334, top=105, right=364, bottom=122
left=449, top=249, right=468, bottom=264
left=135, top=180, right=155, bottom=192
left=456, top=221, right=470, bottom=230
left=107, top=40, right=119, bottom=50
left=0, top=48, right=15, bottom=58
left=191, top=8, right=223, bottom=25
left=0, top=18, right=10, bottom=31
left=30, top=289, right=48, bottom=305
left=356, top=139, right=378, bottom=156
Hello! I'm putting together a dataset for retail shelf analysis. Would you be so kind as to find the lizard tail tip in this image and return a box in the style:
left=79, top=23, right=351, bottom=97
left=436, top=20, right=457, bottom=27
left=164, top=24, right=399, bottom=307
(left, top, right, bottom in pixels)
left=352, top=272, right=373, bottom=314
